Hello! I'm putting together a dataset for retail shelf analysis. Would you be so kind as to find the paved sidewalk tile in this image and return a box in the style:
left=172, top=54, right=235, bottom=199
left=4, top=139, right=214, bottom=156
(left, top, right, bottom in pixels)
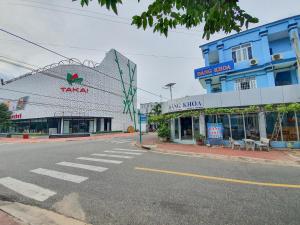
left=0, top=132, right=136, bottom=144
left=141, top=133, right=297, bottom=163
left=0, top=211, right=22, bottom=225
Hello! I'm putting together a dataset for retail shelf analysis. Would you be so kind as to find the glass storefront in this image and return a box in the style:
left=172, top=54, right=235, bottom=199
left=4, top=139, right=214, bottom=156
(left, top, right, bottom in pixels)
left=230, top=114, right=245, bottom=140
left=12, top=118, right=60, bottom=134
left=193, top=117, right=200, bottom=138
left=11, top=117, right=112, bottom=134
left=281, top=112, right=297, bottom=141
left=170, top=111, right=300, bottom=144
left=216, top=115, right=231, bottom=140
left=174, top=118, right=179, bottom=139
left=180, top=117, right=193, bottom=140
left=244, top=114, right=260, bottom=140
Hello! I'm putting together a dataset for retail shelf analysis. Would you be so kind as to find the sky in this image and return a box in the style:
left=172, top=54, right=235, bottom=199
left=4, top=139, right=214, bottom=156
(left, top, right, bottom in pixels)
left=0, top=0, right=299, bottom=105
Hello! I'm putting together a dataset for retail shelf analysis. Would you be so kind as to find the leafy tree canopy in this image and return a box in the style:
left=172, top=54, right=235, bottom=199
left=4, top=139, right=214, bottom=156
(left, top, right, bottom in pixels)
left=0, top=103, right=11, bottom=131
left=76, top=0, right=258, bottom=39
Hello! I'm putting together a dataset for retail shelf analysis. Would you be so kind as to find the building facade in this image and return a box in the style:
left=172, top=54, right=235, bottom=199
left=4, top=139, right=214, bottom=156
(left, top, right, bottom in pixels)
left=162, top=15, right=300, bottom=148
left=0, top=49, right=137, bottom=134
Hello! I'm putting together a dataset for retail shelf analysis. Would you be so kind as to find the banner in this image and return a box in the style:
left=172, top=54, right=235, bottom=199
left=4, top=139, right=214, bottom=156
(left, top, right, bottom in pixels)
left=207, top=123, right=223, bottom=139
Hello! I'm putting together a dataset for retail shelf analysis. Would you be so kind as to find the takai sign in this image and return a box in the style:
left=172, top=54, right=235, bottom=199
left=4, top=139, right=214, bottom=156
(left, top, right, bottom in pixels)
left=60, top=73, right=89, bottom=94
left=194, top=60, right=234, bottom=79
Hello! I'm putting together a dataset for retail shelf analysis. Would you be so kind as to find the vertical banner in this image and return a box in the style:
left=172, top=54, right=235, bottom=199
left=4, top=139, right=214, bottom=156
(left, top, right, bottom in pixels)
left=207, top=123, right=224, bottom=139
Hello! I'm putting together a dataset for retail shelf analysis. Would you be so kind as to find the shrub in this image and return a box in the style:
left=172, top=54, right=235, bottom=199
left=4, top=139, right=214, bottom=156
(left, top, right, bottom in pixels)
left=157, top=123, right=170, bottom=138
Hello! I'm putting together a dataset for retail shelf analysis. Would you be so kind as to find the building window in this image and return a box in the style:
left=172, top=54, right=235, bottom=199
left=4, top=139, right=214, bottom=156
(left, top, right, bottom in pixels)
left=275, top=71, right=292, bottom=86
left=232, top=43, right=253, bottom=63
left=211, top=83, right=222, bottom=93
left=235, top=77, right=256, bottom=91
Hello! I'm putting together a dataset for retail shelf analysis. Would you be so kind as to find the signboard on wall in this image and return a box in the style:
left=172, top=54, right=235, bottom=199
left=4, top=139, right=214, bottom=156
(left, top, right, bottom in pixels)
left=168, top=100, right=202, bottom=112
left=194, top=60, right=234, bottom=79
left=207, top=123, right=223, bottom=139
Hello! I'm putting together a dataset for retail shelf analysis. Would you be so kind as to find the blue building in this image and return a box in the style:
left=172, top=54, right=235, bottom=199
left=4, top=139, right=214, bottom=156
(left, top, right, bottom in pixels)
left=159, top=15, right=300, bottom=148
left=195, top=15, right=300, bottom=94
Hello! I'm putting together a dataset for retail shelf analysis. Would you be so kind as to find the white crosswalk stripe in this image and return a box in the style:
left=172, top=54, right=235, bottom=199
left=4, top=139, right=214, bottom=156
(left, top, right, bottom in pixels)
left=56, top=162, right=108, bottom=172
left=30, top=168, right=88, bottom=183
left=0, top=143, right=13, bottom=146
left=0, top=177, right=56, bottom=202
left=77, top=157, right=123, bottom=164
left=114, top=148, right=147, bottom=153
left=110, top=141, right=127, bottom=144
left=104, top=150, right=142, bottom=155
left=91, top=153, right=133, bottom=159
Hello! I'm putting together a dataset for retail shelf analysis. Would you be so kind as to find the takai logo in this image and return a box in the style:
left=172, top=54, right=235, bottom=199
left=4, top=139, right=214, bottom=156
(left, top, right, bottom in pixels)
left=67, top=73, right=83, bottom=85
left=60, top=73, right=89, bottom=94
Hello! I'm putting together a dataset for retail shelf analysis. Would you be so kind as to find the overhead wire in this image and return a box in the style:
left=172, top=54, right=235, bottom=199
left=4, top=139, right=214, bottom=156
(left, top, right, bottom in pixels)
left=0, top=28, right=167, bottom=100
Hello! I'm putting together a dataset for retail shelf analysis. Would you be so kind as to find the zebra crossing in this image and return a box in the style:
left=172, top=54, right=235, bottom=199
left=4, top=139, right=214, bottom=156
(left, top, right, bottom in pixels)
left=0, top=145, right=146, bottom=202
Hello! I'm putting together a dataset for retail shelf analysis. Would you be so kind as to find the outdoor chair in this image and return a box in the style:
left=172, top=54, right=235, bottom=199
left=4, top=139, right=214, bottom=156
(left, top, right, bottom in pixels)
left=229, top=138, right=242, bottom=150
left=255, top=137, right=270, bottom=151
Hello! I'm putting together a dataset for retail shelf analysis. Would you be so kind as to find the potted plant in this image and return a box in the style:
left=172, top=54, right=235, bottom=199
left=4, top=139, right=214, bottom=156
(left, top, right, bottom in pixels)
left=195, top=134, right=205, bottom=145
left=157, top=123, right=170, bottom=142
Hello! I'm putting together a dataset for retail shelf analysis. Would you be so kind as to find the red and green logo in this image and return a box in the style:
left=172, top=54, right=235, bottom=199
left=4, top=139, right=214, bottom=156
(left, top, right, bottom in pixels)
left=67, top=73, right=83, bottom=85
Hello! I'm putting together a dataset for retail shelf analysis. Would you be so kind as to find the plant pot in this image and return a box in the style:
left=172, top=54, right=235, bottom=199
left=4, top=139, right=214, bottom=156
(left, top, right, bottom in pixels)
left=159, top=137, right=168, bottom=142
left=196, top=140, right=204, bottom=145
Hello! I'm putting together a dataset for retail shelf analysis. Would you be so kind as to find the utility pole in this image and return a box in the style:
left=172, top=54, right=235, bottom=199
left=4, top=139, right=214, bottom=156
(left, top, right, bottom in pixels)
left=163, top=83, right=176, bottom=100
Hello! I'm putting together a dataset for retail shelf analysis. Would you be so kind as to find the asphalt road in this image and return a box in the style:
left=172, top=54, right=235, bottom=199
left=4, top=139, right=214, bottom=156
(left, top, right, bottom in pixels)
left=0, top=137, right=300, bottom=225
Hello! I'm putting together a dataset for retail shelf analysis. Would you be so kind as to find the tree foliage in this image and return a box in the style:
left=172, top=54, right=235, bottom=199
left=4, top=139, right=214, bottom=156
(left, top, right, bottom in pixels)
left=76, top=0, right=258, bottom=39
left=0, top=103, right=11, bottom=132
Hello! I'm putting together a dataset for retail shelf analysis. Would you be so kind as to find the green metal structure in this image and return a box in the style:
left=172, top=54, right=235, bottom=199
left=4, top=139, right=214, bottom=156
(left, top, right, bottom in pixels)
left=114, top=50, right=137, bottom=130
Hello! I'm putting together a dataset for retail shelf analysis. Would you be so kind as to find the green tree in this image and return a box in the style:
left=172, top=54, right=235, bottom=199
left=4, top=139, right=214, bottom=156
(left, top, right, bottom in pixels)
left=151, top=103, right=162, bottom=116
left=0, top=103, right=11, bottom=132
left=76, top=0, right=258, bottom=39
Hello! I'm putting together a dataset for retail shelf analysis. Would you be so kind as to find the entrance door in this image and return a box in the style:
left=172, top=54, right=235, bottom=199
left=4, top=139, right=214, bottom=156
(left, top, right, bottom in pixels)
left=63, top=120, right=70, bottom=134
left=89, top=120, right=94, bottom=133
left=180, top=117, right=193, bottom=140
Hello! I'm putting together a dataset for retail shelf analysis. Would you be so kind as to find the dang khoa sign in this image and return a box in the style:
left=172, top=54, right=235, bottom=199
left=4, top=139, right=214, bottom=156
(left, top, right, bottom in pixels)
left=168, top=100, right=203, bottom=112
left=194, top=60, right=234, bottom=79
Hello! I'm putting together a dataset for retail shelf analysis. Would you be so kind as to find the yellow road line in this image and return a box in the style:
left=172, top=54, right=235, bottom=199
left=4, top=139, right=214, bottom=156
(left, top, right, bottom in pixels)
left=135, top=167, right=300, bottom=189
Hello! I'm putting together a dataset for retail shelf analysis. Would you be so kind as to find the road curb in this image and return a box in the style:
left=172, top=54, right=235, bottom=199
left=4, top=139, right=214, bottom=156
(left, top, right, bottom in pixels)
left=0, top=201, right=91, bottom=225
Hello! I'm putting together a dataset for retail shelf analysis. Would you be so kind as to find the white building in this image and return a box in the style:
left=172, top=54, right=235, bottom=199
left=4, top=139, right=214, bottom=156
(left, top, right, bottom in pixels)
left=0, top=49, right=137, bottom=134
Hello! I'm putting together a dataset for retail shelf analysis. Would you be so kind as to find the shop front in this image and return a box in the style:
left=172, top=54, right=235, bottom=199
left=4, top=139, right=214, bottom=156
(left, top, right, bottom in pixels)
left=163, top=85, right=300, bottom=148
left=11, top=117, right=112, bottom=134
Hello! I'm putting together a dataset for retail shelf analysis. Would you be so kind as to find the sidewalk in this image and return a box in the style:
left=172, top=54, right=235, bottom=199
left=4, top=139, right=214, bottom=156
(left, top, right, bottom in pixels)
left=0, top=211, right=23, bottom=225
left=0, top=132, right=136, bottom=144
left=141, top=133, right=300, bottom=166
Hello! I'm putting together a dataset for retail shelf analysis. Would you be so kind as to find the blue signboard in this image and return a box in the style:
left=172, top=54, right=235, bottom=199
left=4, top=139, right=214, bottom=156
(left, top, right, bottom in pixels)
left=139, top=114, right=147, bottom=123
left=207, top=123, right=224, bottom=139
left=194, top=60, right=234, bottom=79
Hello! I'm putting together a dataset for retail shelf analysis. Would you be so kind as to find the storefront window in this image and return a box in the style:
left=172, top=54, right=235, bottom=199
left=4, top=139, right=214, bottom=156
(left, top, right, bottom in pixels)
left=216, top=115, right=231, bottom=140
left=180, top=117, right=193, bottom=140
left=266, top=112, right=278, bottom=140
left=29, top=119, right=48, bottom=134
left=230, top=114, right=245, bottom=140
left=281, top=112, right=297, bottom=141
left=205, top=115, right=217, bottom=124
left=193, top=117, right=200, bottom=138
left=174, top=118, right=179, bottom=139
left=244, top=114, right=260, bottom=140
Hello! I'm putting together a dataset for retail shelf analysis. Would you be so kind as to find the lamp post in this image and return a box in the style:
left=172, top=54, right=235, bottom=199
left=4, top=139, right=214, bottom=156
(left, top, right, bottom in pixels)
left=163, top=83, right=176, bottom=100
